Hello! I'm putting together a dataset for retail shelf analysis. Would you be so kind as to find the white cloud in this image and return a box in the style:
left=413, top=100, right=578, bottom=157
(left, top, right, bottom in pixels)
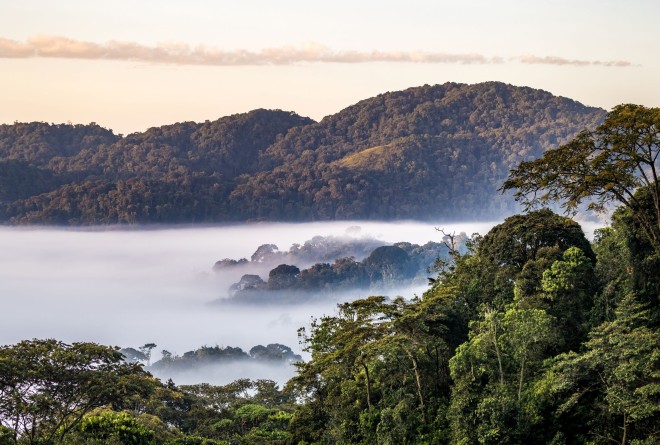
left=0, top=37, right=32, bottom=57
left=518, top=54, right=632, bottom=67
left=0, top=35, right=632, bottom=68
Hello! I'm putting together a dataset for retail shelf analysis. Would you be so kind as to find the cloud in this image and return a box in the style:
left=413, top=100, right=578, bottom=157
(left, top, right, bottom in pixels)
left=0, top=37, right=33, bottom=57
left=518, top=54, right=632, bottom=67
left=0, top=35, right=632, bottom=68
left=0, top=35, right=495, bottom=65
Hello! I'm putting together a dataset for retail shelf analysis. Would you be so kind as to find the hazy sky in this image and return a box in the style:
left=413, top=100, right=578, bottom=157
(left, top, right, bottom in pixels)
left=1, top=0, right=658, bottom=134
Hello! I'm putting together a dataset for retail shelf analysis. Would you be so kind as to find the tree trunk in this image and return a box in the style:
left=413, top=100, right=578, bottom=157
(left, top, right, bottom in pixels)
left=407, top=350, right=425, bottom=409
left=491, top=321, right=505, bottom=386
left=362, top=361, right=372, bottom=409
left=517, top=353, right=526, bottom=402
left=621, top=412, right=628, bottom=445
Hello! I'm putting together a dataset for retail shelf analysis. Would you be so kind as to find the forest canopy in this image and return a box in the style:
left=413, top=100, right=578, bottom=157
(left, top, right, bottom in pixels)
left=0, top=82, right=605, bottom=224
left=503, top=103, right=660, bottom=250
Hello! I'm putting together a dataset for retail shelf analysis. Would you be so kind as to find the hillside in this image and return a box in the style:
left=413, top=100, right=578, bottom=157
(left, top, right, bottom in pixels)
left=0, top=82, right=606, bottom=224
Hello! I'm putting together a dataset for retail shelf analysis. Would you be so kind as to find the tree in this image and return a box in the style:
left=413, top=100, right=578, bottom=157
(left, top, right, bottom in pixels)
left=502, top=104, right=660, bottom=250
left=611, top=185, right=660, bottom=303
left=591, top=227, right=632, bottom=323
left=120, top=347, right=148, bottom=364
left=478, top=209, right=594, bottom=270
left=67, top=409, right=155, bottom=445
left=296, top=263, right=336, bottom=290
left=448, top=307, right=555, bottom=444
left=267, top=264, right=299, bottom=290
left=543, top=294, right=659, bottom=444
left=288, top=296, right=392, bottom=444
left=171, top=379, right=294, bottom=445
left=139, top=343, right=157, bottom=367
left=0, top=425, right=14, bottom=445
left=540, top=246, right=596, bottom=350
left=250, top=245, right=280, bottom=263
left=453, top=209, right=593, bottom=313
left=363, top=245, right=415, bottom=286
left=0, top=339, right=158, bottom=445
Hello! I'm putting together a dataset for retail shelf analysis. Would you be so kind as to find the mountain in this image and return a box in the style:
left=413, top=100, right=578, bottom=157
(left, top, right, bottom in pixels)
left=0, top=82, right=606, bottom=224
left=0, top=110, right=312, bottom=224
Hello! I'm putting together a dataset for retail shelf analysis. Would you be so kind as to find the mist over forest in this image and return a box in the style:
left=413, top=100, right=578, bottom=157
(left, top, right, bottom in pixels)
left=0, top=220, right=499, bottom=385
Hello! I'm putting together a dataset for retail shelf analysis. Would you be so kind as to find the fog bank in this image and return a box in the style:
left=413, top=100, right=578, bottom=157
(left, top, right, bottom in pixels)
left=1, top=220, right=502, bottom=383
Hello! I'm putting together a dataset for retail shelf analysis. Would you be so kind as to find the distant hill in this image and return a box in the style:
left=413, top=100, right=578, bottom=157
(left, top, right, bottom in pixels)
left=0, top=82, right=606, bottom=224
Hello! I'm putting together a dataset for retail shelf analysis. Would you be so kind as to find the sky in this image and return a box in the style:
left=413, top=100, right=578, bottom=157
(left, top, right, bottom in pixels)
left=1, top=0, right=658, bottom=135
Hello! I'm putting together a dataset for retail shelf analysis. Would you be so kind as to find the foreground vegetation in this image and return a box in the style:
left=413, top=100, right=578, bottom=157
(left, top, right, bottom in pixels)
left=1, top=105, right=658, bottom=444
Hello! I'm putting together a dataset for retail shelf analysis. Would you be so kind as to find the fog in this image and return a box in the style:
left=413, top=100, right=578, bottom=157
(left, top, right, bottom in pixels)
left=0, top=220, right=538, bottom=384
left=148, top=361, right=304, bottom=387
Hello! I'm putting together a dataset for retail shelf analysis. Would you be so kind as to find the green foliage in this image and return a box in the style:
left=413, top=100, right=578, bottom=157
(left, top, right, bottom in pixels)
left=503, top=103, right=660, bottom=251
left=161, top=379, right=295, bottom=445
left=149, top=345, right=254, bottom=375
left=0, top=83, right=604, bottom=224
left=2, top=102, right=659, bottom=445
left=541, top=294, right=660, bottom=444
left=0, top=339, right=159, bottom=445
left=448, top=307, right=556, bottom=444
left=1, top=203, right=658, bottom=444
left=591, top=226, right=632, bottom=322
left=540, top=247, right=596, bottom=350
left=228, top=241, right=447, bottom=303
left=0, top=122, right=118, bottom=166
left=164, top=436, right=228, bottom=445
left=444, top=209, right=595, bottom=316
left=612, top=185, right=660, bottom=306
left=71, top=410, right=154, bottom=445
left=479, top=209, right=594, bottom=270
left=287, top=293, right=456, bottom=445
left=0, top=425, right=15, bottom=445
left=232, top=82, right=603, bottom=222
left=0, top=160, right=57, bottom=202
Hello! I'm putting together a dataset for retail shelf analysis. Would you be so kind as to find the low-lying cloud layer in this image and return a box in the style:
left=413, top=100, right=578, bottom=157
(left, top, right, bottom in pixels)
left=0, top=218, right=608, bottom=385
left=0, top=221, right=498, bottom=384
left=0, top=35, right=632, bottom=68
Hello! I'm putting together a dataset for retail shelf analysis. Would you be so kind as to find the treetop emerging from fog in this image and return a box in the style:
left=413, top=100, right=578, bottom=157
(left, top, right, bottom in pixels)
left=503, top=103, right=660, bottom=250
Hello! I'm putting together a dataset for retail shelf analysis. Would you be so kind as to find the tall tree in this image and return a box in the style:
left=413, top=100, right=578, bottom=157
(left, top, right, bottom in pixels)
left=139, top=343, right=157, bottom=366
left=502, top=104, right=660, bottom=250
left=288, top=296, right=390, bottom=444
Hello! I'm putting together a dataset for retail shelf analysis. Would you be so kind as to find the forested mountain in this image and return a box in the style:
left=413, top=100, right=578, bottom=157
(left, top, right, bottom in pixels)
left=234, top=82, right=605, bottom=220
left=0, top=82, right=605, bottom=224
left=0, top=109, right=313, bottom=224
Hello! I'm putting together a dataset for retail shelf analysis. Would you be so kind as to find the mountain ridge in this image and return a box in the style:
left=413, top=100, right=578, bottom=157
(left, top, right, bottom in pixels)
left=0, top=81, right=606, bottom=224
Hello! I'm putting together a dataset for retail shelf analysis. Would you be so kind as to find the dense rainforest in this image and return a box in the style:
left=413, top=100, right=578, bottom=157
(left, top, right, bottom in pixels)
left=0, top=82, right=606, bottom=224
left=1, top=104, right=658, bottom=444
